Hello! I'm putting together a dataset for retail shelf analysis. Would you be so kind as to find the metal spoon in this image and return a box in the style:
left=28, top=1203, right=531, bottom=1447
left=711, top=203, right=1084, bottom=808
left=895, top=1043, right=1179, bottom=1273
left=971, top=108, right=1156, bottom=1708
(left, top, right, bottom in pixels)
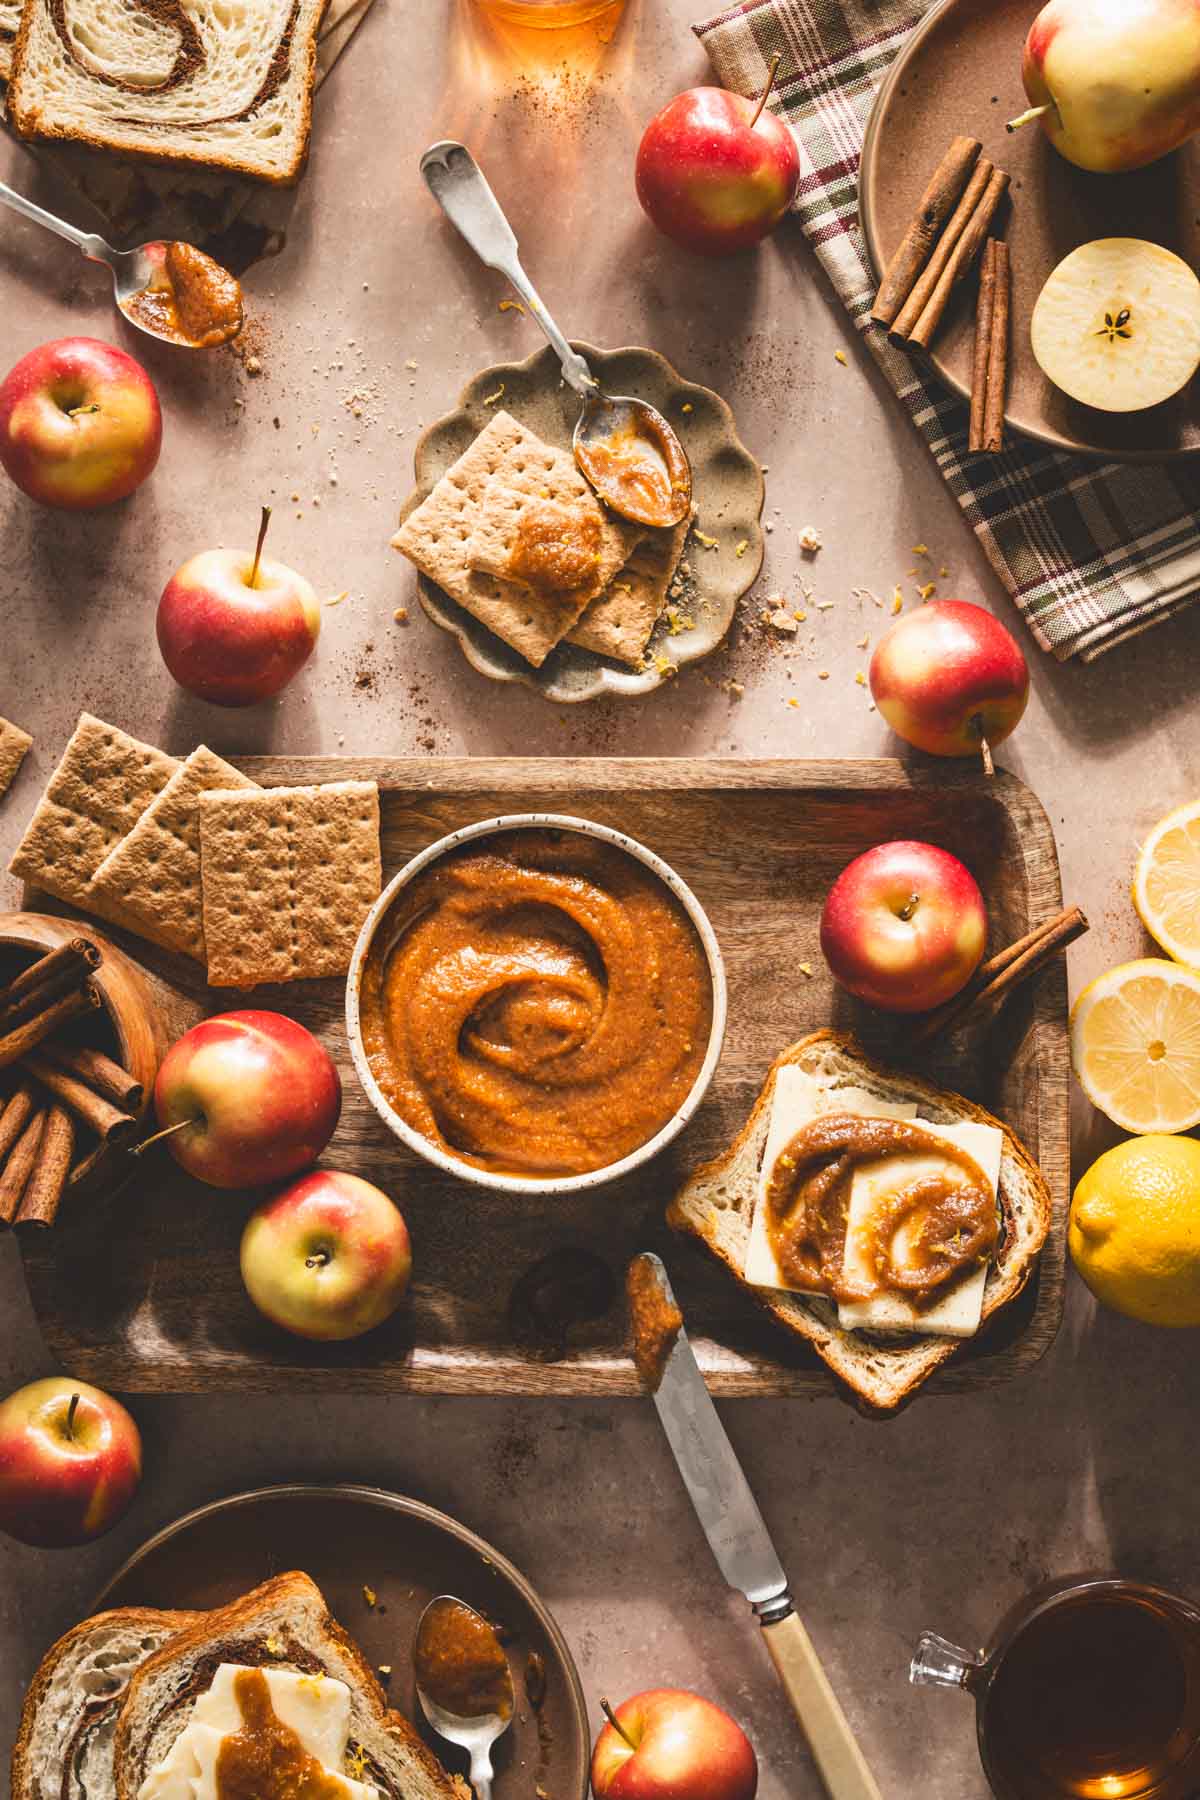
left=414, top=1594, right=514, bottom=1800
left=0, top=178, right=241, bottom=349
left=420, top=140, right=692, bottom=529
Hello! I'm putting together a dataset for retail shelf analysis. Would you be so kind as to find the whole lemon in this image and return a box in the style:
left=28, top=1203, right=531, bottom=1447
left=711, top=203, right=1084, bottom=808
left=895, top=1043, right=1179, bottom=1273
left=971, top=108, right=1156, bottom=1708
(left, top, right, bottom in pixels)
left=1070, top=1135, right=1200, bottom=1327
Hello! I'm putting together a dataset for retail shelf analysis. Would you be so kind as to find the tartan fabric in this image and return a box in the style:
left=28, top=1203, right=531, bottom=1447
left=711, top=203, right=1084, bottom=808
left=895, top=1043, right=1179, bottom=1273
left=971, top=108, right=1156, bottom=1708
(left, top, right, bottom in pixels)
left=694, top=0, right=1200, bottom=661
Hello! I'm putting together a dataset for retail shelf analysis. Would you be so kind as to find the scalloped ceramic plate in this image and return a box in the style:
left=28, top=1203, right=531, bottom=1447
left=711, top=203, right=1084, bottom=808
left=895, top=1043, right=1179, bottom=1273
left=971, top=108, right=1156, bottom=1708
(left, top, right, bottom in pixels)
left=399, top=342, right=765, bottom=702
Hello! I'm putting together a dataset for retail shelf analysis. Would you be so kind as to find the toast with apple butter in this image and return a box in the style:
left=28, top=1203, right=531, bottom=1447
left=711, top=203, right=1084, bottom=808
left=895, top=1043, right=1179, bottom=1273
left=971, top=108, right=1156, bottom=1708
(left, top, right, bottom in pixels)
left=668, top=1030, right=1052, bottom=1415
left=112, top=1571, right=465, bottom=1800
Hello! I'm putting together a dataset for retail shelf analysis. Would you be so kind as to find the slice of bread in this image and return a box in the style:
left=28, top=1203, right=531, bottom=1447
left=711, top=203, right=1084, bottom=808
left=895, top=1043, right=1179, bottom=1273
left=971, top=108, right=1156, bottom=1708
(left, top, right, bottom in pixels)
left=0, top=0, right=19, bottom=80
left=11, top=1606, right=200, bottom=1800
left=112, top=1571, right=466, bottom=1800
left=668, top=1029, right=1053, bottom=1415
left=8, top=0, right=331, bottom=185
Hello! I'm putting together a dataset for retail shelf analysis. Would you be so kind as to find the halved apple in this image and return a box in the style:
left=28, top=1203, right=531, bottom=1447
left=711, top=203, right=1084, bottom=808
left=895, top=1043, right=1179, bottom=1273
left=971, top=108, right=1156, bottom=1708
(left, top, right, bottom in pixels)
left=1031, top=238, right=1200, bottom=412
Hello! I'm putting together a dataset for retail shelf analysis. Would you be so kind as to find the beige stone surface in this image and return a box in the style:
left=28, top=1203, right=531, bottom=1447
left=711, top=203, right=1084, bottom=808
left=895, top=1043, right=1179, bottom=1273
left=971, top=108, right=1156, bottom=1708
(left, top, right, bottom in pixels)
left=2, top=2, right=1200, bottom=1795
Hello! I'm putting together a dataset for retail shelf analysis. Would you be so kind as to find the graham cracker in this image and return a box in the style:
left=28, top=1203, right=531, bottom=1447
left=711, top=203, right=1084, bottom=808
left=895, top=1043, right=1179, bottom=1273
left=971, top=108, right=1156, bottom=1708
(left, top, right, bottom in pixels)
left=199, top=781, right=382, bottom=987
left=0, top=718, right=32, bottom=799
left=9, top=714, right=180, bottom=918
left=89, top=746, right=259, bottom=962
left=567, top=513, right=690, bottom=665
left=392, top=411, right=638, bottom=668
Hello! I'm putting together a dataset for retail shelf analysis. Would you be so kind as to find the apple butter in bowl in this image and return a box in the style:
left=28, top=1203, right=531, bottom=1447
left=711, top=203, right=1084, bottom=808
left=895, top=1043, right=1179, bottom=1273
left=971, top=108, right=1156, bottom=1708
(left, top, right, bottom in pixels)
left=347, top=816, right=726, bottom=1194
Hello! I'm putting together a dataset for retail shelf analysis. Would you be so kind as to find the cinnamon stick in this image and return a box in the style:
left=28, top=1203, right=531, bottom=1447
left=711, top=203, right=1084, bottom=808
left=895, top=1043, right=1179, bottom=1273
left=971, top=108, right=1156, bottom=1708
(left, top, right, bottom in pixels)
left=36, top=1042, right=142, bottom=1112
left=0, top=957, right=94, bottom=1034
left=890, top=157, right=993, bottom=343
left=1, top=939, right=99, bottom=1007
left=0, top=1106, right=46, bottom=1225
left=970, top=239, right=999, bottom=453
left=0, top=1080, right=36, bottom=1166
left=16, top=1104, right=74, bottom=1230
left=982, top=238, right=1010, bottom=453
left=20, top=1051, right=137, bottom=1144
left=895, top=165, right=1011, bottom=350
left=871, top=135, right=982, bottom=328
left=911, top=905, right=1088, bottom=1047
left=0, top=984, right=99, bottom=1073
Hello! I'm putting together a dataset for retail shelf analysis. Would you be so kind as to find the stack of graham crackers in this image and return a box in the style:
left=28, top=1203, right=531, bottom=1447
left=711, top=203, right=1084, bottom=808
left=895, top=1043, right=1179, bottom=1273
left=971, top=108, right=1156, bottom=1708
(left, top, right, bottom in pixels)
left=392, top=411, right=692, bottom=670
left=8, top=716, right=382, bottom=987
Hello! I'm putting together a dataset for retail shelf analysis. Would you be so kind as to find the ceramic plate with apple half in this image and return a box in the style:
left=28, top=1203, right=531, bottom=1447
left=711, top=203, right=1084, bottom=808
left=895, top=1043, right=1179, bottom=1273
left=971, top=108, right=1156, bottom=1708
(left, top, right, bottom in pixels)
left=93, top=1483, right=591, bottom=1799
left=401, top=342, right=765, bottom=702
left=859, top=0, right=1200, bottom=458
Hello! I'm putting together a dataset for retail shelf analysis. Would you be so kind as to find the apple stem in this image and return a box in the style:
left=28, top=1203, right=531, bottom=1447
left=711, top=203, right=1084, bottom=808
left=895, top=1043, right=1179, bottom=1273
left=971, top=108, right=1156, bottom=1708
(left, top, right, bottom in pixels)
left=249, top=504, right=272, bottom=589
left=305, top=1247, right=332, bottom=1270
left=130, top=1116, right=195, bottom=1158
left=66, top=1392, right=80, bottom=1440
left=749, top=52, right=783, bottom=129
left=1006, top=102, right=1054, bottom=135
left=67, top=402, right=101, bottom=418
left=600, top=1699, right=637, bottom=1751
left=898, top=893, right=920, bottom=923
left=979, top=734, right=995, bottom=778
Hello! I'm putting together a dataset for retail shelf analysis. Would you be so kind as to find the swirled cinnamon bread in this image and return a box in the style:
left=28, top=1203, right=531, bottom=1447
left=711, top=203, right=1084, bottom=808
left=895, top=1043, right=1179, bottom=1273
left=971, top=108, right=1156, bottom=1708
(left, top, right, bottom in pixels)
left=8, top=0, right=331, bottom=184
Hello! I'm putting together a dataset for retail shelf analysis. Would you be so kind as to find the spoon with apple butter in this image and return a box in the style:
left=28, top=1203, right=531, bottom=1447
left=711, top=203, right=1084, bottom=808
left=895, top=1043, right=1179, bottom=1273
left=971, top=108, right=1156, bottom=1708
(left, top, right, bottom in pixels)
left=0, top=179, right=244, bottom=350
left=420, top=141, right=692, bottom=530
left=414, top=1594, right=514, bottom=1800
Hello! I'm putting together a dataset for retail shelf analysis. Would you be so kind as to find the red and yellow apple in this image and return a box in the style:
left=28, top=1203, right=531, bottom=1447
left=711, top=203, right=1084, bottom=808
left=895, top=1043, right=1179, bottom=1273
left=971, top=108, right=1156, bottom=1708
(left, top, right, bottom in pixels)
left=869, top=600, right=1029, bottom=762
left=0, top=1377, right=142, bottom=1548
left=157, top=507, right=320, bottom=707
left=820, top=840, right=987, bottom=1013
left=635, top=78, right=799, bottom=256
left=591, top=1690, right=758, bottom=1800
left=153, top=1011, right=341, bottom=1191
left=240, top=1170, right=412, bottom=1341
left=0, top=337, right=161, bottom=509
left=1012, top=0, right=1200, bottom=173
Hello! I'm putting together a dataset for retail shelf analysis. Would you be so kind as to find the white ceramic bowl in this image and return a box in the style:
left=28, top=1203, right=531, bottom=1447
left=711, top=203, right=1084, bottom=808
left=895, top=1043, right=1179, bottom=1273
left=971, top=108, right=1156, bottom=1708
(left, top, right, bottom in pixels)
left=345, top=813, right=727, bottom=1195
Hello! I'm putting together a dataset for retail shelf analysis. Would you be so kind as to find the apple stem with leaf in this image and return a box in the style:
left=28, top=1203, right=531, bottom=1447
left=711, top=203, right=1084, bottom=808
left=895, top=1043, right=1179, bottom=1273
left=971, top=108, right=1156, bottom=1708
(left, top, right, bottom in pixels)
left=1006, top=102, right=1056, bottom=135
left=749, top=52, right=784, bottom=130
left=249, top=505, right=272, bottom=589
left=600, top=1699, right=637, bottom=1751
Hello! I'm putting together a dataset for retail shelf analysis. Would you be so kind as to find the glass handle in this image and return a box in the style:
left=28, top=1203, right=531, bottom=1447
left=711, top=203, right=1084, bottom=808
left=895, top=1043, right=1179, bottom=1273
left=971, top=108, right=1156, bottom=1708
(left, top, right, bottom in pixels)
left=909, top=1631, right=985, bottom=1692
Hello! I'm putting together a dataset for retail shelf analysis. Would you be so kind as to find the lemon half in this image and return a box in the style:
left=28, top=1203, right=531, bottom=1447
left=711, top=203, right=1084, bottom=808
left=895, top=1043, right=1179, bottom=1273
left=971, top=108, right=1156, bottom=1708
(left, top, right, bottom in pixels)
left=1134, top=799, right=1200, bottom=967
left=1070, top=958, right=1200, bottom=1134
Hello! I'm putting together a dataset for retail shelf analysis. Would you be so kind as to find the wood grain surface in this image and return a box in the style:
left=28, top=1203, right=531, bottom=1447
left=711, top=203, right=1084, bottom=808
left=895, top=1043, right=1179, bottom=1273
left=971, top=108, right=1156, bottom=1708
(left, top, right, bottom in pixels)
left=18, top=758, right=1069, bottom=1402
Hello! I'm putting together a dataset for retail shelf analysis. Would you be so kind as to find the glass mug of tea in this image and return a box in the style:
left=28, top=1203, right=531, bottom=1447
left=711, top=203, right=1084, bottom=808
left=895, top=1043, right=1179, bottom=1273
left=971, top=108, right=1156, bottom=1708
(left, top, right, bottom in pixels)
left=911, top=1577, right=1200, bottom=1799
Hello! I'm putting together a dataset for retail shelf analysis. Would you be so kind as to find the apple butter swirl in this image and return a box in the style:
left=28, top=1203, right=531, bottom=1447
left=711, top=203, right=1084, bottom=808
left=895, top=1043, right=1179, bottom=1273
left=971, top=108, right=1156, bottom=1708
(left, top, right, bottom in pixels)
left=358, top=830, right=712, bottom=1177
left=765, top=1114, right=999, bottom=1308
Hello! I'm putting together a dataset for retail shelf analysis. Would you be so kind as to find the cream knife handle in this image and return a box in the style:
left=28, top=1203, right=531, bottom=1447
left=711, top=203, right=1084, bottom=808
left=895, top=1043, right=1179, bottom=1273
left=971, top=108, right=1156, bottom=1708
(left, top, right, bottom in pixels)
left=761, top=1611, right=883, bottom=1800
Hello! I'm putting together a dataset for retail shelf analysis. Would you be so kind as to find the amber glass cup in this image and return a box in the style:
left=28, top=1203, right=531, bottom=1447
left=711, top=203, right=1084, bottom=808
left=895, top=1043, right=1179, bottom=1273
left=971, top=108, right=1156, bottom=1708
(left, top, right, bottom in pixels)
left=911, top=1577, right=1200, bottom=1799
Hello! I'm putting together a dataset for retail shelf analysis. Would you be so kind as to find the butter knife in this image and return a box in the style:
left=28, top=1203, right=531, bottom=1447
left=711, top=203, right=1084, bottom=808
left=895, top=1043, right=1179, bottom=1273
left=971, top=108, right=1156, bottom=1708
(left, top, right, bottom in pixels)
left=630, top=1254, right=882, bottom=1800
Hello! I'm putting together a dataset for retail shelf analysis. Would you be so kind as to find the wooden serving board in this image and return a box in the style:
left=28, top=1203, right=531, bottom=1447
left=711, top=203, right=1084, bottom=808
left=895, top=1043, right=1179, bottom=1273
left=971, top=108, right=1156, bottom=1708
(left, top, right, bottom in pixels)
left=19, top=759, right=1069, bottom=1401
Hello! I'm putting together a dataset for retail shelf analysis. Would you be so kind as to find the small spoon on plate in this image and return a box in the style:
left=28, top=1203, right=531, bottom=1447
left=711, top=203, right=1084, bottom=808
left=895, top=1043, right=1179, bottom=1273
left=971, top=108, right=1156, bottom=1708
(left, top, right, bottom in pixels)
left=420, top=141, right=692, bottom=530
left=0, top=178, right=243, bottom=349
left=413, top=1593, right=515, bottom=1800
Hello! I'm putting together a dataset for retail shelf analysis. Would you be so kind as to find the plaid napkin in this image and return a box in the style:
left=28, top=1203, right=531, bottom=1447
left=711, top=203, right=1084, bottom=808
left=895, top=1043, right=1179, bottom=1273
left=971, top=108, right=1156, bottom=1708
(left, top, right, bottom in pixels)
left=695, top=0, right=1200, bottom=661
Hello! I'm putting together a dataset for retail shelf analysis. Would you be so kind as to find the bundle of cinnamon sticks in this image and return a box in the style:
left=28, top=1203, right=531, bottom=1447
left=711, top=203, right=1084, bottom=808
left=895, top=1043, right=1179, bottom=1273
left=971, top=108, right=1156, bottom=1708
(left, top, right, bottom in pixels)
left=0, top=941, right=142, bottom=1231
left=910, top=905, right=1088, bottom=1048
left=872, top=134, right=1012, bottom=449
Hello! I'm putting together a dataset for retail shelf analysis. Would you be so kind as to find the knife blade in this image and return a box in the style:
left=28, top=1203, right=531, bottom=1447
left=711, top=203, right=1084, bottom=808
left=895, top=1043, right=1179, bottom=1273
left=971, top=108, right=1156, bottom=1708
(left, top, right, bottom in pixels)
left=632, top=1254, right=882, bottom=1800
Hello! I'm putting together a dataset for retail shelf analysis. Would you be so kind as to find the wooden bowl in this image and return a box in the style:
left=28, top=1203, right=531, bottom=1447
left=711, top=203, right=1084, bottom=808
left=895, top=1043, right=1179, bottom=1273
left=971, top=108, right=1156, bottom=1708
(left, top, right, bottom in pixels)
left=0, top=912, right=173, bottom=1200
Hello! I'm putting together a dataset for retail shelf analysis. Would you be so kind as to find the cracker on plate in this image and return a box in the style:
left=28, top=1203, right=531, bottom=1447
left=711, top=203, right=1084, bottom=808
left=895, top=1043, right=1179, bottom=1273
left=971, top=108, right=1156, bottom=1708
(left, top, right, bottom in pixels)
left=199, top=781, right=382, bottom=987
left=8, top=714, right=180, bottom=917
left=392, top=411, right=638, bottom=668
left=567, top=513, right=691, bottom=666
left=90, top=746, right=259, bottom=962
left=0, top=718, right=32, bottom=800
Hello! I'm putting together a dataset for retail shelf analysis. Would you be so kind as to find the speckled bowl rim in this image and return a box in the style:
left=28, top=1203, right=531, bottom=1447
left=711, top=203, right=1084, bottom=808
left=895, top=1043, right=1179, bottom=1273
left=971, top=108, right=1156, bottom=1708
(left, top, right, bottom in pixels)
left=345, top=813, right=728, bottom=1196
left=400, top=340, right=766, bottom=702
